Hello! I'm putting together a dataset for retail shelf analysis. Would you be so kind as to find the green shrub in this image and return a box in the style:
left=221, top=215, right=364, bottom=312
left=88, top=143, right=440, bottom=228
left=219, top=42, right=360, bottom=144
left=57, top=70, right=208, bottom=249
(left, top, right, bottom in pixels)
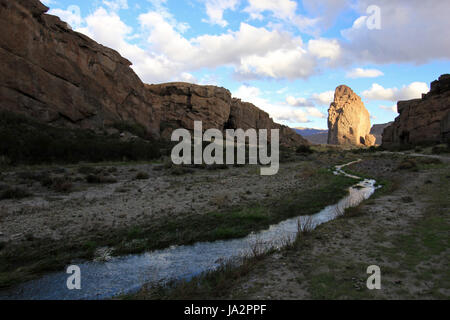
left=0, top=111, right=161, bottom=165
left=0, top=187, right=32, bottom=200
left=112, top=121, right=148, bottom=139
left=397, top=159, right=417, bottom=170
left=135, top=172, right=150, bottom=180
left=86, top=174, right=117, bottom=184
left=296, top=145, right=314, bottom=154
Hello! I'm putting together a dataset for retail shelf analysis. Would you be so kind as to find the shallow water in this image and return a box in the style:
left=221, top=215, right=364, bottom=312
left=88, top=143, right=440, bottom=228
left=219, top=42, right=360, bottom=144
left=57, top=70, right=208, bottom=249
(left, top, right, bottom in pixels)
left=0, top=160, right=376, bottom=300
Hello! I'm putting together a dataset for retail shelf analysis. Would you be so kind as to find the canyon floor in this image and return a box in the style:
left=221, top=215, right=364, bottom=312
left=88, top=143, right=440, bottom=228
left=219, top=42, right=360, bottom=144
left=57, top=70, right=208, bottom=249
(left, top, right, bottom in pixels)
left=0, top=148, right=449, bottom=300
left=130, top=150, right=450, bottom=300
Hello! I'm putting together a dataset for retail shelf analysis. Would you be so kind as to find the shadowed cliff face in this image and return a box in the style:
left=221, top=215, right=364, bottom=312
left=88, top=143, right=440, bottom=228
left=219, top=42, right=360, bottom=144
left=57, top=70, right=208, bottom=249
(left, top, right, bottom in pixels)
left=382, top=74, right=450, bottom=148
left=0, top=0, right=308, bottom=147
left=0, top=0, right=161, bottom=136
left=327, top=85, right=376, bottom=147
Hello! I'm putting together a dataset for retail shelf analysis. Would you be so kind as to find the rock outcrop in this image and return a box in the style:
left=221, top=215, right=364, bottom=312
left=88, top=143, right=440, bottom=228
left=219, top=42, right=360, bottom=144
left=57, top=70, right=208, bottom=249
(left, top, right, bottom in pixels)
left=146, top=83, right=232, bottom=139
left=0, top=0, right=307, bottom=147
left=370, top=122, right=393, bottom=145
left=0, top=0, right=161, bottom=136
left=382, top=74, right=450, bottom=148
left=327, top=85, right=376, bottom=147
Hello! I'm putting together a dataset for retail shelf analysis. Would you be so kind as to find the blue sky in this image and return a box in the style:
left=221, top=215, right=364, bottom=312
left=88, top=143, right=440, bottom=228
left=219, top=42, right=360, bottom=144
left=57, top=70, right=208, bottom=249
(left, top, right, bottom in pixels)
left=42, top=0, right=450, bottom=129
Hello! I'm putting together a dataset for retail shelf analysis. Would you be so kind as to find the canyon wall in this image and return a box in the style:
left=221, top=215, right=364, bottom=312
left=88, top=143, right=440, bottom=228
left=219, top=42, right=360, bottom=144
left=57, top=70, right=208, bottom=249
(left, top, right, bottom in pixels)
left=382, top=74, right=450, bottom=148
left=0, top=0, right=307, bottom=147
left=327, top=85, right=376, bottom=147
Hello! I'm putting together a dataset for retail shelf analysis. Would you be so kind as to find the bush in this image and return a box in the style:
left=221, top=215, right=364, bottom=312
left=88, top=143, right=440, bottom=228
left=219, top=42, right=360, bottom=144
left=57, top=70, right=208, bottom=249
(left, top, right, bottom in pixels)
left=397, top=159, right=417, bottom=170
left=112, top=121, right=148, bottom=139
left=432, top=145, right=450, bottom=154
left=0, top=187, right=32, bottom=200
left=86, top=174, right=117, bottom=184
left=52, top=177, right=73, bottom=193
left=0, top=111, right=161, bottom=165
left=135, top=172, right=150, bottom=180
left=296, top=145, right=313, bottom=154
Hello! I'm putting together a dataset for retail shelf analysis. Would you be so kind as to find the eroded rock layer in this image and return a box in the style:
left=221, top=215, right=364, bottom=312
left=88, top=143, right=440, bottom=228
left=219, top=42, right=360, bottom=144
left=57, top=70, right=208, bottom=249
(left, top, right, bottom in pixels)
left=327, top=85, right=375, bottom=147
left=382, top=74, right=450, bottom=148
left=0, top=0, right=307, bottom=147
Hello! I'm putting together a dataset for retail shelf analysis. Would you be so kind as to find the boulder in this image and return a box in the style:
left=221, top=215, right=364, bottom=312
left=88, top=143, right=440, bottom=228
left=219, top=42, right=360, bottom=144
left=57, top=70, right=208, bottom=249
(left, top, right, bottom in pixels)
left=327, top=85, right=376, bottom=147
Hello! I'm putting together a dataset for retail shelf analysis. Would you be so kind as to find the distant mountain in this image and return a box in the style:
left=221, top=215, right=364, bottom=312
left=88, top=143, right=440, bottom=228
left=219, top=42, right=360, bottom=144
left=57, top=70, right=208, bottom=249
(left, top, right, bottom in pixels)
left=293, top=127, right=328, bottom=136
left=293, top=122, right=393, bottom=145
left=293, top=128, right=328, bottom=145
left=370, top=122, right=393, bottom=145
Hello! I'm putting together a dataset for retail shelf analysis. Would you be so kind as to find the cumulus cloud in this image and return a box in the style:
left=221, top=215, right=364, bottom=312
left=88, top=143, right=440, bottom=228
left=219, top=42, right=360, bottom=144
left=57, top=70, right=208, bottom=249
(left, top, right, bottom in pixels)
left=308, top=38, right=341, bottom=61
left=286, top=96, right=309, bottom=107
left=233, top=85, right=324, bottom=124
left=102, top=0, right=128, bottom=11
left=379, top=105, right=398, bottom=113
left=311, top=90, right=334, bottom=106
left=201, top=0, right=240, bottom=27
left=243, top=0, right=319, bottom=34
left=302, top=0, right=350, bottom=32
left=346, top=68, right=384, bottom=78
left=362, top=82, right=429, bottom=102
left=49, top=6, right=83, bottom=29
left=341, top=0, right=450, bottom=64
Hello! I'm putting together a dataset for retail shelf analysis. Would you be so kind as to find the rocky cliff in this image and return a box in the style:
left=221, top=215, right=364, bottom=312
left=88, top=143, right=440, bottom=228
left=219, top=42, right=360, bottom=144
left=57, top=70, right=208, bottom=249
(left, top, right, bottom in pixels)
left=0, top=0, right=307, bottom=147
left=370, top=122, right=393, bottom=145
left=382, top=74, right=450, bottom=148
left=0, top=0, right=161, bottom=136
left=327, top=85, right=376, bottom=147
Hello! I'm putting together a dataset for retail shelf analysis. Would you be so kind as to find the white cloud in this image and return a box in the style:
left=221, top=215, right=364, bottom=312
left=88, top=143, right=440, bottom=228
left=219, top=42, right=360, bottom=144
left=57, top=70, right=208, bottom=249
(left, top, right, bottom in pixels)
left=202, top=0, right=240, bottom=27
left=308, top=38, right=341, bottom=61
left=379, top=105, right=398, bottom=113
left=346, top=68, right=384, bottom=79
left=102, top=0, right=128, bottom=11
left=305, top=107, right=326, bottom=118
left=41, top=0, right=55, bottom=6
left=49, top=7, right=83, bottom=29
left=362, top=82, right=429, bottom=102
left=286, top=96, right=309, bottom=107
left=233, top=85, right=324, bottom=124
left=243, top=0, right=318, bottom=33
left=311, top=90, right=334, bottom=106
left=341, top=0, right=450, bottom=64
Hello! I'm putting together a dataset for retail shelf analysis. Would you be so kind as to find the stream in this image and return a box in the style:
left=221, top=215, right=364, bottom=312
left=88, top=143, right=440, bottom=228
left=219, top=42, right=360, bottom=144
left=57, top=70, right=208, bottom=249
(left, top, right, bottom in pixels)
left=0, top=160, right=377, bottom=300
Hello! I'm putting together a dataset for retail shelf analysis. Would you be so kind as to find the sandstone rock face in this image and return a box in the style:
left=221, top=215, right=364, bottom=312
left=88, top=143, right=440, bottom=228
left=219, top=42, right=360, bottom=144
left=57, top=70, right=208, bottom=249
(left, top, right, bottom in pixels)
left=146, top=83, right=232, bottom=139
left=229, top=99, right=309, bottom=146
left=0, top=0, right=307, bottom=147
left=0, top=0, right=161, bottom=136
left=327, top=85, right=376, bottom=147
left=382, top=74, right=450, bottom=148
left=370, top=122, right=393, bottom=145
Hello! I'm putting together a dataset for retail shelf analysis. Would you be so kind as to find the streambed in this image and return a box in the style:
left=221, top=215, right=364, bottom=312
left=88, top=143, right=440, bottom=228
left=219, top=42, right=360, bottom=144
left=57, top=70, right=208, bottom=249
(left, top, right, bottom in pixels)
left=0, top=160, right=377, bottom=300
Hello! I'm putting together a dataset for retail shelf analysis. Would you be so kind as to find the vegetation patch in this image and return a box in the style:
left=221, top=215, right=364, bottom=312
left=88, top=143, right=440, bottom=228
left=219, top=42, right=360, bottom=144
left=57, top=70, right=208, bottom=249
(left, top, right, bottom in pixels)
left=0, top=111, right=161, bottom=166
